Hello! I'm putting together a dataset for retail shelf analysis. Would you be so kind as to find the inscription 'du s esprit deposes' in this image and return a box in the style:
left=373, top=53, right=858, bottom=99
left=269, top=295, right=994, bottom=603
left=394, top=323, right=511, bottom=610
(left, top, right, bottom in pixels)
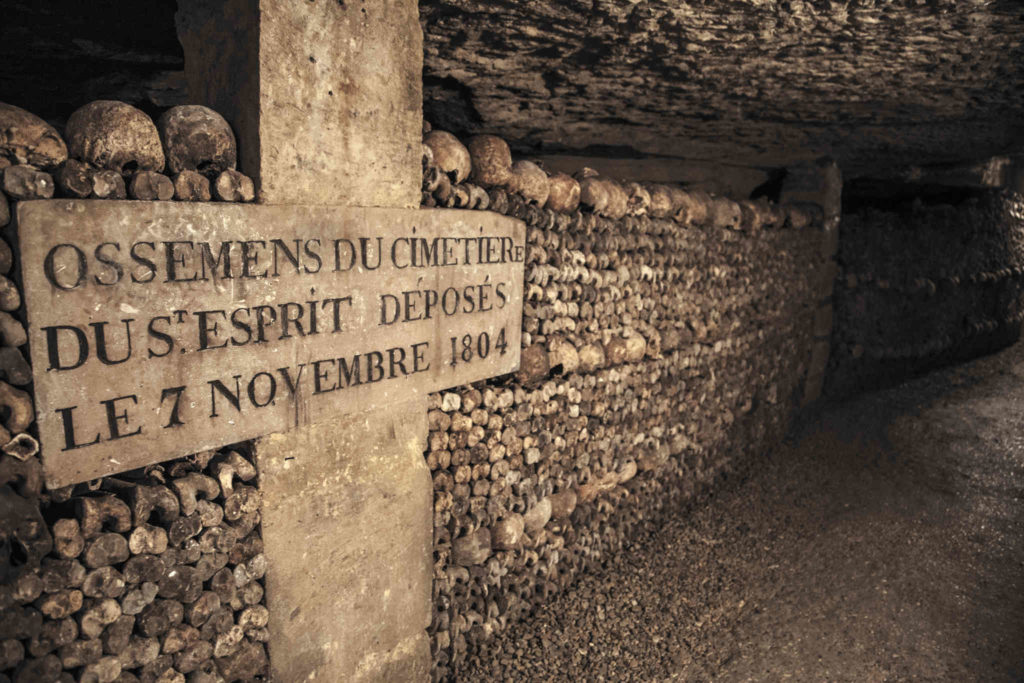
left=15, top=200, right=525, bottom=487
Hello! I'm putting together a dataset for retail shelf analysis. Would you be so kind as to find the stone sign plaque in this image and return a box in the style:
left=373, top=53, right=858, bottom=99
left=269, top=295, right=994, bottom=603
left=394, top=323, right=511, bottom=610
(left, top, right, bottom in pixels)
left=15, top=200, right=524, bottom=487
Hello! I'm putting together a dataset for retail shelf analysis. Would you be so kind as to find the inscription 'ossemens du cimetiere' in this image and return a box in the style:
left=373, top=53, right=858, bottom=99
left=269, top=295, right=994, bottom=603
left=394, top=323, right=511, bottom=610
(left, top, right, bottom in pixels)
left=17, top=200, right=525, bottom=486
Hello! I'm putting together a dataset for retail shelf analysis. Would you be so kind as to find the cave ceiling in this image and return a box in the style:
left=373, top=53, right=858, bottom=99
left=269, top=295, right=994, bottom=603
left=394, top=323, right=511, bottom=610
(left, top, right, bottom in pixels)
left=0, top=1, right=1022, bottom=179
left=422, top=0, right=1024, bottom=176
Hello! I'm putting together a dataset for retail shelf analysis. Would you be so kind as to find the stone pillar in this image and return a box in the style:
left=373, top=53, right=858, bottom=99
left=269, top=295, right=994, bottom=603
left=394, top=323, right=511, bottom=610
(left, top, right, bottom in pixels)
left=781, top=157, right=842, bottom=404
left=176, top=3, right=431, bottom=680
left=256, top=400, right=431, bottom=681
left=176, top=0, right=421, bottom=208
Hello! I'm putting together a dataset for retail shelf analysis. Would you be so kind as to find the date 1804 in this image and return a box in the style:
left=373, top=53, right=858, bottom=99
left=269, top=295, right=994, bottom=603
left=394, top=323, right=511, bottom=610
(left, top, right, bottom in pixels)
left=449, top=327, right=508, bottom=368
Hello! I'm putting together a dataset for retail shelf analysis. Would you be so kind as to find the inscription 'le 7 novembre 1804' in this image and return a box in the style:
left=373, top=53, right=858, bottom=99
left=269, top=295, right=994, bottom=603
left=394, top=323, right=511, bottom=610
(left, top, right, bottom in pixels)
left=15, top=200, right=525, bottom=487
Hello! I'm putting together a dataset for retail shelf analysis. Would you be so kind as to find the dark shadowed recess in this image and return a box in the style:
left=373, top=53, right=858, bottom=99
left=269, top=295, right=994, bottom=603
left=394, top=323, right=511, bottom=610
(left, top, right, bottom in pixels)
left=827, top=189, right=1024, bottom=398
left=0, top=0, right=185, bottom=126
left=842, top=180, right=994, bottom=213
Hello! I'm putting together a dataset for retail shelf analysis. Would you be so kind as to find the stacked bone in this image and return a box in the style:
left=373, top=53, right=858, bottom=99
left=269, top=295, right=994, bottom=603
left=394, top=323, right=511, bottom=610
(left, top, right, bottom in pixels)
left=0, top=101, right=254, bottom=204
left=830, top=190, right=1024, bottom=396
left=420, top=128, right=827, bottom=680
left=0, top=99, right=270, bottom=682
left=0, top=446, right=267, bottom=683
left=0, top=104, right=55, bottom=471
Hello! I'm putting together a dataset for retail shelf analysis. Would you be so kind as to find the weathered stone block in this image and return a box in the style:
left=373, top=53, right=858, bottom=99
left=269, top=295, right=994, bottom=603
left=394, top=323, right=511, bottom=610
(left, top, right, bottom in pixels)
left=176, top=0, right=422, bottom=208
left=815, top=261, right=840, bottom=299
left=808, top=341, right=830, bottom=379
left=256, top=398, right=431, bottom=681
left=821, top=222, right=840, bottom=260
left=803, top=371, right=826, bottom=406
left=16, top=200, right=523, bottom=487
left=781, top=157, right=843, bottom=223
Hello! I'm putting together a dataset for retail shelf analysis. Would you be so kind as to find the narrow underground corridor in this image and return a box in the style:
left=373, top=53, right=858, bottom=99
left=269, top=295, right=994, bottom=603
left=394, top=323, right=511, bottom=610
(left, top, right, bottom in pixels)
left=462, top=340, right=1024, bottom=681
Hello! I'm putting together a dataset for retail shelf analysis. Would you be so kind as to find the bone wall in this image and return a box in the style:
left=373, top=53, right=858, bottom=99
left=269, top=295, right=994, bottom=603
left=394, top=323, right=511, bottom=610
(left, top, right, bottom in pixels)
left=418, top=131, right=832, bottom=680
left=828, top=189, right=1024, bottom=397
left=0, top=446, right=268, bottom=683
left=2, top=94, right=830, bottom=681
left=0, top=100, right=267, bottom=683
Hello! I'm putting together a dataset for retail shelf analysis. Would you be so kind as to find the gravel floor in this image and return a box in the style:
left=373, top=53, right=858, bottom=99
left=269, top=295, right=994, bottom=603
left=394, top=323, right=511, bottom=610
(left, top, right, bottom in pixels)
left=459, top=342, right=1024, bottom=681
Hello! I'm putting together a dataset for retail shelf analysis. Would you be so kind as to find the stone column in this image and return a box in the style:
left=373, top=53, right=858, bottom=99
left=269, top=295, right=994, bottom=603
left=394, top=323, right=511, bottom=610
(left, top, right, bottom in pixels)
left=781, top=157, right=842, bottom=404
left=176, top=0, right=421, bottom=208
left=255, top=402, right=431, bottom=680
left=177, top=3, right=431, bottom=680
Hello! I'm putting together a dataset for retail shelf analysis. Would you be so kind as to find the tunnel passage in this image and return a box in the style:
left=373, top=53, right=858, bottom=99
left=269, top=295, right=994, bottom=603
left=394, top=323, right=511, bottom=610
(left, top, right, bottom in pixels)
left=828, top=185, right=1024, bottom=397
left=0, top=1, right=1023, bottom=681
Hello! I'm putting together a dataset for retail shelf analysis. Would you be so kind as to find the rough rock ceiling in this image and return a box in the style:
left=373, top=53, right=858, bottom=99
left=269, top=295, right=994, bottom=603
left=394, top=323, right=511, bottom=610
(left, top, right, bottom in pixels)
left=0, top=1, right=185, bottom=123
left=422, top=0, right=1024, bottom=176
left=2, top=1, right=1022, bottom=180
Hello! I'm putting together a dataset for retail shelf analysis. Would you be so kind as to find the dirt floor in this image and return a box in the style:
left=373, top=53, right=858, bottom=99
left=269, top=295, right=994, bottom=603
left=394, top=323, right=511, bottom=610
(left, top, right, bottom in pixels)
left=461, top=342, right=1024, bottom=681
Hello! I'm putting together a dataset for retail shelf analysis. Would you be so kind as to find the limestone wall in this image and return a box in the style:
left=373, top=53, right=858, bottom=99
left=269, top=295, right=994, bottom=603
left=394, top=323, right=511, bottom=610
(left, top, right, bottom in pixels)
left=827, top=190, right=1024, bottom=397
left=417, top=132, right=832, bottom=680
left=5, top=2, right=1024, bottom=177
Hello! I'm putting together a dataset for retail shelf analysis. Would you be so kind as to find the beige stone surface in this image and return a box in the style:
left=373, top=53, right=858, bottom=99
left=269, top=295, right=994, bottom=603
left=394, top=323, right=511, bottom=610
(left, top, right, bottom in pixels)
left=16, top=200, right=524, bottom=487
left=176, top=0, right=422, bottom=208
left=257, top=397, right=431, bottom=682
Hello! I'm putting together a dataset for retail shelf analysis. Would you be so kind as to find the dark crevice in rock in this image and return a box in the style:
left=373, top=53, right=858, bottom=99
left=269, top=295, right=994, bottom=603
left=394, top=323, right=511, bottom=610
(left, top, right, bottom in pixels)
left=0, top=0, right=184, bottom=125
left=842, top=180, right=994, bottom=213
left=750, top=169, right=788, bottom=203
left=423, top=75, right=484, bottom=136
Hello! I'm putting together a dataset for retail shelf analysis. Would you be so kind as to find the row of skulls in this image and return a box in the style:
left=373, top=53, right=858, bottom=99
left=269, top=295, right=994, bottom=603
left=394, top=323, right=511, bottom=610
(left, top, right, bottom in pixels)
left=423, top=127, right=822, bottom=230
left=0, top=101, right=252, bottom=202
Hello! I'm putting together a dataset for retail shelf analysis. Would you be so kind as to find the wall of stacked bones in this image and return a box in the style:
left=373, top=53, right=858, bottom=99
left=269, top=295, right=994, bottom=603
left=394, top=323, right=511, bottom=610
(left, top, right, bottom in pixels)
left=418, top=129, right=831, bottom=680
left=828, top=190, right=1024, bottom=397
left=0, top=100, right=831, bottom=681
left=0, top=101, right=265, bottom=683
